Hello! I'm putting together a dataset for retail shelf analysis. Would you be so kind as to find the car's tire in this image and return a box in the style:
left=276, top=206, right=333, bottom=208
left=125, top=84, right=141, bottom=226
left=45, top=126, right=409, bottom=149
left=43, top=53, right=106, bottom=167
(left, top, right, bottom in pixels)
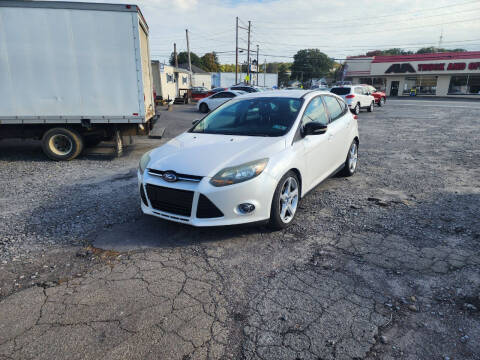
left=269, top=171, right=300, bottom=230
left=378, top=97, right=385, bottom=107
left=200, top=103, right=209, bottom=113
left=340, top=140, right=358, bottom=177
left=352, top=103, right=360, bottom=115
left=41, top=127, right=84, bottom=161
left=367, top=101, right=374, bottom=112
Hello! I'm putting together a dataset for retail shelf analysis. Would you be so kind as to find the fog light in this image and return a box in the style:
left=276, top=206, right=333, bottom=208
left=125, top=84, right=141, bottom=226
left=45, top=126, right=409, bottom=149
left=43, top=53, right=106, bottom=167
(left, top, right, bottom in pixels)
left=238, top=203, right=255, bottom=214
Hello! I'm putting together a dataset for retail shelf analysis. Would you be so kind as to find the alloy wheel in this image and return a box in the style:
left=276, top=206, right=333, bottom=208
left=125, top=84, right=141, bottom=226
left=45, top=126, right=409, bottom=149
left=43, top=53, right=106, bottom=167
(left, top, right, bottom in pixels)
left=49, top=134, right=73, bottom=156
left=349, top=142, right=358, bottom=173
left=279, top=176, right=299, bottom=224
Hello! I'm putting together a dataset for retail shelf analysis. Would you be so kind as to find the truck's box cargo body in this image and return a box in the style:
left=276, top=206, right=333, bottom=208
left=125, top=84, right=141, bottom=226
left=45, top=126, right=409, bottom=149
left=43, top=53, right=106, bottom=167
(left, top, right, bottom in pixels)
left=0, top=1, right=155, bottom=160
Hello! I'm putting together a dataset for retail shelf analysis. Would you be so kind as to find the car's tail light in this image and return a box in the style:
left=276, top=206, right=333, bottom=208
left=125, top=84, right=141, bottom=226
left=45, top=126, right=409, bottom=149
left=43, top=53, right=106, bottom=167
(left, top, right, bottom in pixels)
left=353, top=115, right=358, bottom=120
left=346, top=94, right=355, bottom=99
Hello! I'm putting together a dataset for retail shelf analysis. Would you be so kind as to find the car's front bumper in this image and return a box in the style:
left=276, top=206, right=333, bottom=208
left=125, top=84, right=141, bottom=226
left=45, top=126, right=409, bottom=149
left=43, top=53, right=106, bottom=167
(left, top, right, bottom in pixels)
left=138, top=170, right=277, bottom=226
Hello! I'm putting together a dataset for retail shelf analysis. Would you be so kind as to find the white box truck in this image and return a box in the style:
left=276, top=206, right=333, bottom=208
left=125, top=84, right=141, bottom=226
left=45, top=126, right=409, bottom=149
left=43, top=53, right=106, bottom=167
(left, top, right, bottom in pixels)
left=0, top=1, right=155, bottom=160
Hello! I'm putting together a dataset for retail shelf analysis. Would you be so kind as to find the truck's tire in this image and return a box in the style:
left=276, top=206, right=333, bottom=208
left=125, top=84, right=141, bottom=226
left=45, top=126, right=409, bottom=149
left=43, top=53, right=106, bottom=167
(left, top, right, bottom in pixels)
left=114, top=129, right=124, bottom=157
left=41, top=128, right=84, bottom=161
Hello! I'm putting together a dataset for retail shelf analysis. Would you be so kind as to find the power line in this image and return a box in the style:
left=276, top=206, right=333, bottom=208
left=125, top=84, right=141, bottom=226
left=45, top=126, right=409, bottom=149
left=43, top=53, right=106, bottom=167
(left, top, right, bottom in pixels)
left=253, top=0, right=480, bottom=27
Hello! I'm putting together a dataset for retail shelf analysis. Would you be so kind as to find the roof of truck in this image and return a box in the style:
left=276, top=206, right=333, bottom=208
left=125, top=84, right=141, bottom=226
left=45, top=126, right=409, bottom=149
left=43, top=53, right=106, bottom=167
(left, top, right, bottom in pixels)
left=0, top=1, right=139, bottom=13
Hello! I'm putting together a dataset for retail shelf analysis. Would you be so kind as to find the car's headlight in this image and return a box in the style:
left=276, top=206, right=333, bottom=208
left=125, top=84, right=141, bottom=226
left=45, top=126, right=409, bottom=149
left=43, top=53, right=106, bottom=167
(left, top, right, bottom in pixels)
left=139, top=150, right=153, bottom=175
left=210, top=158, right=268, bottom=187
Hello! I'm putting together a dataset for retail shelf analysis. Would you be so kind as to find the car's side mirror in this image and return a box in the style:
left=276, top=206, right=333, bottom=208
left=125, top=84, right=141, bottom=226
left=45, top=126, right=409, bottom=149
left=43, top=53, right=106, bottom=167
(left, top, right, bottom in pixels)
left=192, top=119, right=200, bottom=126
left=303, top=122, right=327, bottom=136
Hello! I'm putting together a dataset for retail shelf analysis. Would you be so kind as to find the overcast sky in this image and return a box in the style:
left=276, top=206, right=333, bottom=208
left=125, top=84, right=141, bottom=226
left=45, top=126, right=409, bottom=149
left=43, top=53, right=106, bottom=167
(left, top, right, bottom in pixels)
left=54, top=0, right=480, bottom=64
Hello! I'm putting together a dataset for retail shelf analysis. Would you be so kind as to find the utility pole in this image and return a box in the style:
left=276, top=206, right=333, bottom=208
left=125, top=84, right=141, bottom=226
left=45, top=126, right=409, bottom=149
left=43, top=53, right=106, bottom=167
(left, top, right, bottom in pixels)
left=174, top=43, right=178, bottom=68
left=185, top=29, right=192, bottom=85
left=235, top=17, right=239, bottom=84
left=256, top=44, right=259, bottom=86
left=247, top=21, right=251, bottom=84
left=264, top=58, right=266, bottom=87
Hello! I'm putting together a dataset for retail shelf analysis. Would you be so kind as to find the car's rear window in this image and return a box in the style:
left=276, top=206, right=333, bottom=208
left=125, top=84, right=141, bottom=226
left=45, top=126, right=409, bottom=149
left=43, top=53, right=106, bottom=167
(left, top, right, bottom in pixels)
left=330, top=87, right=351, bottom=95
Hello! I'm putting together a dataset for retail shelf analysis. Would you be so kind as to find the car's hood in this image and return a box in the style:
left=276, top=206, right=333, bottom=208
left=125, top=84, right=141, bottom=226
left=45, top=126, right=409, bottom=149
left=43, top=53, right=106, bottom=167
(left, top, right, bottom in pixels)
left=148, top=132, right=286, bottom=177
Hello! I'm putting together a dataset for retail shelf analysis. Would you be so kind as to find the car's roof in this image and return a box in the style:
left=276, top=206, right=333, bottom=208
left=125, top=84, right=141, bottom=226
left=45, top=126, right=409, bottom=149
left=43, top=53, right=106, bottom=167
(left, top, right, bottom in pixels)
left=238, top=89, right=331, bottom=99
left=219, top=90, right=245, bottom=95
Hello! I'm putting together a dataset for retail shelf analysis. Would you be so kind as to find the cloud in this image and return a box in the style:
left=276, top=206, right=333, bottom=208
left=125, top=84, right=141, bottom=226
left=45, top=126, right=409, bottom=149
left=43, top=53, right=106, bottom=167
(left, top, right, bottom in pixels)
left=41, top=0, right=480, bottom=64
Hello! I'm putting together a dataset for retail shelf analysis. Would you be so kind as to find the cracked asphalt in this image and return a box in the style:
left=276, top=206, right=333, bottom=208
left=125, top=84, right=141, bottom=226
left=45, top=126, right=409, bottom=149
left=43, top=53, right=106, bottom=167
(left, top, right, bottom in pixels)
left=1, top=99, right=479, bottom=359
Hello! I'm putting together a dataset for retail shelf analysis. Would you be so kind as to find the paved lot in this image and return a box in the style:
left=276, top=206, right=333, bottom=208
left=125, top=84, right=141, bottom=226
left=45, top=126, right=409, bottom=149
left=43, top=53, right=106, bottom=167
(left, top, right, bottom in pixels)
left=0, top=99, right=479, bottom=359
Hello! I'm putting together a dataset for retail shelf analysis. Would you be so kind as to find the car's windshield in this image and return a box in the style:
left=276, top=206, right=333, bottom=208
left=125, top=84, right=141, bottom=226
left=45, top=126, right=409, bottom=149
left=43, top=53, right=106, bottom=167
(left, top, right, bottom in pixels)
left=191, top=97, right=303, bottom=137
left=330, top=87, right=351, bottom=95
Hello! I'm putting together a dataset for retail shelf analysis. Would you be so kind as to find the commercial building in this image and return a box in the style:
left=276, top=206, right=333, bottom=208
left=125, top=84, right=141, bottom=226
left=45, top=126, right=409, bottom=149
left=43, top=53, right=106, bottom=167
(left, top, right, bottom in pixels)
left=345, top=51, right=480, bottom=98
left=151, top=61, right=191, bottom=101
left=178, top=64, right=212, bottom=89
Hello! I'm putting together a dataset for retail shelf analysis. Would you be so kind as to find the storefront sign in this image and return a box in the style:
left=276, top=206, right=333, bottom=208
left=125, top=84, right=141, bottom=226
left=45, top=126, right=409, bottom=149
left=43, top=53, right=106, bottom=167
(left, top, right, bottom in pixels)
left=416, top=62, right=480, bottom=72
left=418, top=63, right=445, bottom=71
left=385, top=62, right=480, bottom=74
left=469, top=62, right=480, bottom=70
left=385, top=63, right=416, bottom=74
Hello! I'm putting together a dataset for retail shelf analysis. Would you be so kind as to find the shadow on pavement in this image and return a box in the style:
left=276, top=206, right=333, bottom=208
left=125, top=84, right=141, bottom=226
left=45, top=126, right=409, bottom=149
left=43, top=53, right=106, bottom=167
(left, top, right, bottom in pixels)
left=91, top=214, right=270, bottom=251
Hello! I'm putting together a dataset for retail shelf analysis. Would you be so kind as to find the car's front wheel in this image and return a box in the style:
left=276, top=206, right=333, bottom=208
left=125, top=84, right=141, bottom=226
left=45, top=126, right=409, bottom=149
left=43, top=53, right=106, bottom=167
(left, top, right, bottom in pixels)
left=199, top=103, right=209, bottom=113
left=378, top=97, right=385, bottom=106
left=269, top=171, right=300, bottom=230
left=340, top=140, right=358, bottom=177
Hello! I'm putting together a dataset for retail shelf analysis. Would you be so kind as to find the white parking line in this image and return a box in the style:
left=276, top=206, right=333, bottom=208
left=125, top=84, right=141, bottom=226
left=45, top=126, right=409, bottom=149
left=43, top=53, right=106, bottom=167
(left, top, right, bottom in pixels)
left=390, top=101, right=480, bottom=109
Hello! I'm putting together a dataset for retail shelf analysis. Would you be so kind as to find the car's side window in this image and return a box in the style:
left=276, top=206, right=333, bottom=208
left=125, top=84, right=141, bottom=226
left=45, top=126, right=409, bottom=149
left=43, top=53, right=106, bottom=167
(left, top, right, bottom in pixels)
left=335, top=97, right=348, bottom=115
left=323, top=95, right=344, bottom=122
left=224, top=92, right=235, bottom=98
left=211, top=93, right=223, bottom=99
left=354, top=87, right=363, bottom=95
left=301, top=96, right=329, bottom=127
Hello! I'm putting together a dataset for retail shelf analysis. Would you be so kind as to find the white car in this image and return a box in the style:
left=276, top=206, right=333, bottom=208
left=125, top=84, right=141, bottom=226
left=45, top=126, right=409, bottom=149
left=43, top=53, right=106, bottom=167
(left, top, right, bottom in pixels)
left=330, top=86, right=375, bottom=115
left=139, top=90, right=359, bottom=229
left=197, top=90, right=245, bottom=113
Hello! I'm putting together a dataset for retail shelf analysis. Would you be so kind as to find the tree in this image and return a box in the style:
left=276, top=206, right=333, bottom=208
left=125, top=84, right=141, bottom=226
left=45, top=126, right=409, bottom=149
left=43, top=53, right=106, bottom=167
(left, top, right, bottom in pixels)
left=366, top=48, right=413, bottom=56
left=278, top=63, right=290, bottom=87
left=200, top=52, right=220, bottom=72
left=219, top=64, right=236, bottom=72
left=416, top=47, right=466, bottom=54
left=169, top=51, right=202, bottom=68
left=291, top=49, right=333, bottom=84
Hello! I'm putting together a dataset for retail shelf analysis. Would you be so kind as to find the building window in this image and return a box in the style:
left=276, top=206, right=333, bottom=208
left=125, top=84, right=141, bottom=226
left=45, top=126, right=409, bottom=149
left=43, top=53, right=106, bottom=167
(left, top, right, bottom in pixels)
left=166, top=73, right=174, bottom=83
left=182, top=76, right=188, bottom=84
left=358, top=77, right=386, bottom=91
left=448, top=75, right=480, bottom=95
left=403, top=76, right=437, bottom=95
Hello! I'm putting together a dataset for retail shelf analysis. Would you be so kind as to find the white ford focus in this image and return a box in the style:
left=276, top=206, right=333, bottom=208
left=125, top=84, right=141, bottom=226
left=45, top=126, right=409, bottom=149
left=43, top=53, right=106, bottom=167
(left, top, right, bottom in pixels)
left=138, top=90, right=359, bottom=229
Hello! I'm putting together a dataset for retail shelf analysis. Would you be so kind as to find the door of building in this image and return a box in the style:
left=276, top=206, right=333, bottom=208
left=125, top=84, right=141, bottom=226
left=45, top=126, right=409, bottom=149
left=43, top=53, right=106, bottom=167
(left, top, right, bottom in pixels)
left=390, top=81, right=399, bottom=96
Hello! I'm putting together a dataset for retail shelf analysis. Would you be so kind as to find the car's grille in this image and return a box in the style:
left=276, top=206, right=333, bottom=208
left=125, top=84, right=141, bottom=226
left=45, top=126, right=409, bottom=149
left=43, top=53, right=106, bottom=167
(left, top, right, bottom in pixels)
left=148, top=169, right=203, bottom=182
left=145, top=184, right=194, bottom=217
left=196, top=194, right=224, bottom=218
left=140, top=185, right=148, bottom=206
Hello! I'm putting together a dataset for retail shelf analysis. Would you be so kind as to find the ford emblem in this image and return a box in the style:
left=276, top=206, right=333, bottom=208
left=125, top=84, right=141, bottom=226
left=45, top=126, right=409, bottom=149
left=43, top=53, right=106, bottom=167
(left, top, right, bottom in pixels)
left=163, top=171, right=178, bottom=182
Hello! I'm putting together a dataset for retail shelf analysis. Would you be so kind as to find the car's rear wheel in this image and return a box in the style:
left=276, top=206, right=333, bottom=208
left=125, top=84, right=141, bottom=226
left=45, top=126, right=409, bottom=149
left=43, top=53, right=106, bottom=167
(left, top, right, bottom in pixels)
left=269, top=171, right=300, bottom=230
left=378, top=97, right=385, bottom=106
left=367, top=101, right=374, bottom=112
left=352, top=103, right=360, bottom=115
left=340, top=140, right=358, bottom=177
left=200, top=103, right=209, bottom=113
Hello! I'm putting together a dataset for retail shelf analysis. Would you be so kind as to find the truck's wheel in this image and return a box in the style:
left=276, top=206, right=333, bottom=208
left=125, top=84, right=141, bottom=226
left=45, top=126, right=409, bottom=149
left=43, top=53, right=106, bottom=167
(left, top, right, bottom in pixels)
left=41, top=128, right=84, bottom=161
left=114, top=129, right=124, bottom=157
